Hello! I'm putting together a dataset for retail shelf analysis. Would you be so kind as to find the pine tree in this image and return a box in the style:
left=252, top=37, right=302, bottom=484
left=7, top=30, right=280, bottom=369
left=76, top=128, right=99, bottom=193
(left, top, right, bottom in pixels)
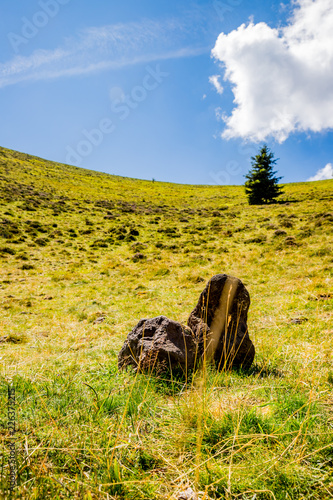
left=245, top=145, right=283, bottom=205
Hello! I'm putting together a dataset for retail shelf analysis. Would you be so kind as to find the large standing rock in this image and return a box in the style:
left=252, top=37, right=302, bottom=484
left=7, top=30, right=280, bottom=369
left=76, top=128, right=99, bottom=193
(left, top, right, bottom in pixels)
left=118, top=316, right=198, bottom=373
left=118, top=275, right=255, bottom=374
left=187, top=274, right=255, bottom=370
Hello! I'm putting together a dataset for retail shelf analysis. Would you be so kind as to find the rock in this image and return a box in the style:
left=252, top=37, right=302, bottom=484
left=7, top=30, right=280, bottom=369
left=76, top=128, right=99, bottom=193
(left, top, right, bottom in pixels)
left=194, top=276, right=205, bottom=283
left=274, top=229, right=287, bottom=237
left=245, top=235, right=267, bottom=244
left=187, top=274, right=255, bottom=370
left=280, top=220, right=293, bottom=228
left=132, top=252, right=146, bottom=262
left=177, top=487, right=198, bottom=500
left=118, top=316, right=198, bottom=373
left=118, top=274, right=255, bottom=373
left=288, top=317, right=308, bottom=324
left=131, top=242, right=148, bottom=251
left=312, top=293, right=332, bottom=301
left=284, top=236, right=298, bottom=246
left=93, top=316, right=105, bottom=324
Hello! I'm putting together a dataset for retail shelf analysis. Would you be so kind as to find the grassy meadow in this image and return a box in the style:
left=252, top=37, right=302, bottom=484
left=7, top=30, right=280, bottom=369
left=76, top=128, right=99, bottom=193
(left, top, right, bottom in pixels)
left=0, top=145, right=332, bottom=499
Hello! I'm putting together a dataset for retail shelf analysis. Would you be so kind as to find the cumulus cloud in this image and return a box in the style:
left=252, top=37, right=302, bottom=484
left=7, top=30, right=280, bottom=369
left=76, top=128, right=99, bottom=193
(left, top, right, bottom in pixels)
left=307, top=163, right=333, bottom=181
left=209, top=74, right=223, bottom=94
left=212, top=0, right=333, bottom=142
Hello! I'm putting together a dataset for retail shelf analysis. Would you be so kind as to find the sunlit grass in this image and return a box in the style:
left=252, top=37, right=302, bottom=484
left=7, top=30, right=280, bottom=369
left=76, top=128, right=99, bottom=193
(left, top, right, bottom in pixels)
left=0, top=146, right=332, bottom=499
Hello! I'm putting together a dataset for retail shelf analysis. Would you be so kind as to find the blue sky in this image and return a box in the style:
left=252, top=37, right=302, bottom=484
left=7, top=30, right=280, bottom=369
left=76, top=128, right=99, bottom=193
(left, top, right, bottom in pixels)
left=0, top=0, right=332, bottom=185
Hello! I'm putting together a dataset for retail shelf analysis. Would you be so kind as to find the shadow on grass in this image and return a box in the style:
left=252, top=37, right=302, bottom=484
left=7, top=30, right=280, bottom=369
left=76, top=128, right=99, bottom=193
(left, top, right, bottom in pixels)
left=142, top=366, right=195, bottom=397
left=247, top=362, right=284, bottom=378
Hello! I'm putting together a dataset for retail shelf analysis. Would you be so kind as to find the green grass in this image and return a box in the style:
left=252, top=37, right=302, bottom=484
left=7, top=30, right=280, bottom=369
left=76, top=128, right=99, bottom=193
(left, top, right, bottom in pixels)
left=0, top=145, right=332, bottom=499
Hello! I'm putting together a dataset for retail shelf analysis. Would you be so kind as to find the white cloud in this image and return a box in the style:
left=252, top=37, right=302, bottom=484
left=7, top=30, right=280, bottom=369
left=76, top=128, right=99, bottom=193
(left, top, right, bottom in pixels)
left=307, top=163, right=333, bottom=181
left=0, top=19, right=207, bottom=88
left=212, top=0, right=333, bottom=142
left=209, top=74, right=223, bottom=94
left=215, top=107, right=225, bottom=121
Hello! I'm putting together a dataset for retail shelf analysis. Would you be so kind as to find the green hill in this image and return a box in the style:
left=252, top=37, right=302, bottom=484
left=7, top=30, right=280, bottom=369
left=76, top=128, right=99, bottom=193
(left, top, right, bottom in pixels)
left=0, top=146, right=332, bottom=499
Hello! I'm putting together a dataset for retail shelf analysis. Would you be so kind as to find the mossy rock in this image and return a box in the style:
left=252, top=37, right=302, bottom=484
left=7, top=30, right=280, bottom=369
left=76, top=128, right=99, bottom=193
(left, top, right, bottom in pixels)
left=132, top=252, right=146, bottom=262
left=16, top=253, right=29, bottom=260
left=274, top=229, right=287, bottom=237
left=124, top=232, right=137, bottom=242
left=0, top=219, right=21, bottom=239
left=280, top=220, right=294, bottom=228
left=245, top=235, right=267, bottom=244
left=91, top=239, right=109, bottom=248
left=21, top=264, right=35, bottom=270
left=284, top=236, right=299, bottom=246
left=0, top=246, right=16, bottom=255
left=35, top=238, right=49, bottom=246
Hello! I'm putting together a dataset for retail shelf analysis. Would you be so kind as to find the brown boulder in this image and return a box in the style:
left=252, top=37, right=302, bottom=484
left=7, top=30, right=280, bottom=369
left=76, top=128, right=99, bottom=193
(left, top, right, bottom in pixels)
left=118, top=316, right=198, bottom=373
left=187, top=274, right=255, bottom=370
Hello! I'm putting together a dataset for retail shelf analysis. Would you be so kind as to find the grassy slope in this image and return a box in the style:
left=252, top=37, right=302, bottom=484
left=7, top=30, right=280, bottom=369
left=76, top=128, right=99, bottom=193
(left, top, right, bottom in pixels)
left=0, top=145, right=332, bottom=499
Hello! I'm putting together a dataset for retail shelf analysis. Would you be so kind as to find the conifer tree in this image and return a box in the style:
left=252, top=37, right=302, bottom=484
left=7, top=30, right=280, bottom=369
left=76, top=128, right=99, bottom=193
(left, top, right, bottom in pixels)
left=245, top=145, right=283, bottom=205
